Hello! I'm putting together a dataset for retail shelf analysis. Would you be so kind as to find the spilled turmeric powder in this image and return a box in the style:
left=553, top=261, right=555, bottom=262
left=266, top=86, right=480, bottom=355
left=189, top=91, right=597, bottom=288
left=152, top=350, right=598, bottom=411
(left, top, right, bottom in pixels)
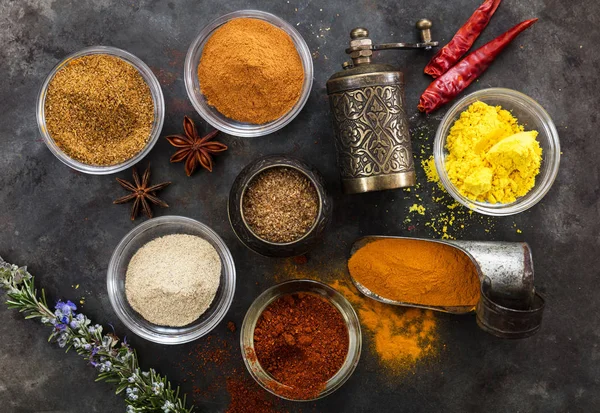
left=332, top=280, right=438, bottom=372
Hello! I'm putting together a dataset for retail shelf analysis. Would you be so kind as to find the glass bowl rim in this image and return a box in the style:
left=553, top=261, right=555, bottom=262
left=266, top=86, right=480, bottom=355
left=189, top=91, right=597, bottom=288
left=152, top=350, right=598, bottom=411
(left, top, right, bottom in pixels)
left=240, top=279, right=362, bottom=401
left=183, top=9, right=314, bottom=137
left=36, top=45, right=165, bottom=175
left=433, top=87, right=561, bottom=216
left=106, top=215, right=236, bottom=345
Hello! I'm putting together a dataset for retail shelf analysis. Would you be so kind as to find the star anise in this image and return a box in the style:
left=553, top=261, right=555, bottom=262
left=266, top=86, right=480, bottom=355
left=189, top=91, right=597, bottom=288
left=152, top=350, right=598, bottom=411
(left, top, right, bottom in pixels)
left=166, top=116, right=228, bottom=176
left=113, top=164, right=171, bottom=220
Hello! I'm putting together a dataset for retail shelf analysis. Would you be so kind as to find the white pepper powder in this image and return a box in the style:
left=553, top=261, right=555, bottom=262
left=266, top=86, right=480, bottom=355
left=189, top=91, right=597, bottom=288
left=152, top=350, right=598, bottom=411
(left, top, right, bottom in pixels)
left=125, top=234, right=221, bottom=327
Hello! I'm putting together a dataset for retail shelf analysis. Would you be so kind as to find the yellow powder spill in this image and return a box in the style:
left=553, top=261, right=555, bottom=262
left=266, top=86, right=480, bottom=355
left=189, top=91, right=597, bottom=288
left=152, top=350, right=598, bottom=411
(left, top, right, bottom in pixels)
left=422, top=156, right=442, bottom=189
left=406, top=123, right=529, bottom=238
left=399, top=126, right=511, bottom=239
left=409, top=204, right=426, bottom=215
left=331, top=280, right=438, bottom=372
left=445, top=102, right=542, bottom=203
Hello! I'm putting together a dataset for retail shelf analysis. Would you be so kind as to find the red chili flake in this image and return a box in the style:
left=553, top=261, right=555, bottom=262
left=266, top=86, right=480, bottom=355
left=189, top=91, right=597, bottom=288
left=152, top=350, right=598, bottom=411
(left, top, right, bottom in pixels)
left=225, top=370, right=281, bottom=413
left=253, top=292, right=349, bottom=400
left=227, top=321, right=236, bottom=333
left=293, top=255, right=308, bottom=265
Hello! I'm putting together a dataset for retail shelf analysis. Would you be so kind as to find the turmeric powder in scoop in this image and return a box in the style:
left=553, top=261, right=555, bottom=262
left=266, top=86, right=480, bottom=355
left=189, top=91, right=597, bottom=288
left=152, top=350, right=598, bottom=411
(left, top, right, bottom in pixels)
left=348, top=238, right=480, bottom=307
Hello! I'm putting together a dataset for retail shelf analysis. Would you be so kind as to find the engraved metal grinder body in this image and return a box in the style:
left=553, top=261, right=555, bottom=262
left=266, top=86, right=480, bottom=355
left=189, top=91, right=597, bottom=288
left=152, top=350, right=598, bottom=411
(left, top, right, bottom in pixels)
left=326, top=20, right=438, bottom=194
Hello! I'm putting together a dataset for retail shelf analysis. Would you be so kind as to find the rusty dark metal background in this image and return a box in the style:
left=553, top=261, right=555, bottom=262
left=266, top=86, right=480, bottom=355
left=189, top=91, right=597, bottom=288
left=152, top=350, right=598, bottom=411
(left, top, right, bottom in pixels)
left=0, top=0, right=597, bottom=412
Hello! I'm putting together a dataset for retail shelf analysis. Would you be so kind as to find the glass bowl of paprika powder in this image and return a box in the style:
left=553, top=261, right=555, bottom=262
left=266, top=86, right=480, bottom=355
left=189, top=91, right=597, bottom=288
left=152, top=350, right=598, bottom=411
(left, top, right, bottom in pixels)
left=184, top=10, right=313, bottom=137
left=434, top=88, right=561, bottom=216
left=241, top=279, right=362, bottom=401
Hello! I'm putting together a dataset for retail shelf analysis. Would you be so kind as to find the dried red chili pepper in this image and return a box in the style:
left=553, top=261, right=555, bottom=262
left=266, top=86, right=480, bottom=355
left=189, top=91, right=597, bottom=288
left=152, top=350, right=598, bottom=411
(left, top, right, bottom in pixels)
left=424, top=0, right=502, bottom=78
left=418, top=18, right=538, bottom=114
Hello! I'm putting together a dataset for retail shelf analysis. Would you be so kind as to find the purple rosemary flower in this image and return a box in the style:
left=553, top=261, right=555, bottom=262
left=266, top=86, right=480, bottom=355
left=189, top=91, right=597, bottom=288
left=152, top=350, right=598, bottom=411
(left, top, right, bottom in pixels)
left=55, top=300, right=76, bottom=314
left=54, top=323, right=68, bottom=331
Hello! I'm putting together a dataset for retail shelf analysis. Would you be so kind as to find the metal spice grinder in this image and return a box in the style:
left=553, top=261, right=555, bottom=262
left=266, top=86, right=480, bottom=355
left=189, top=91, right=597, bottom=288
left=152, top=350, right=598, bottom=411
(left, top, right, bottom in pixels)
left=326, top=20, right=438, bottom=194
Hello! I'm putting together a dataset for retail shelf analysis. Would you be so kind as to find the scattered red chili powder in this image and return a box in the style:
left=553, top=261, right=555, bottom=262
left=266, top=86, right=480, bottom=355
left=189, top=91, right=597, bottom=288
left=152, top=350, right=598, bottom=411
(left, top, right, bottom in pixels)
left=228, top=321, right=237, bottom=332
left=226, top=369, right=279, bottom=413
left=175, top=324, right=286, bottom=413
left=292, top=255, right=308, bottom=265
left=253, top=292, right=349, bottom=400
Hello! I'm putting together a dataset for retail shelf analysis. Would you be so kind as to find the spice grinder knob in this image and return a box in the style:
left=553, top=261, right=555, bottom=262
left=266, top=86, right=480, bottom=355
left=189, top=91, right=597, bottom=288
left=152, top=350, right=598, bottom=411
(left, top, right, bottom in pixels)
left=415, top=19, right=432, bottom=30
left=416, top=19, right=433, bottom=44
left=350, top=27, right=369, bottom=39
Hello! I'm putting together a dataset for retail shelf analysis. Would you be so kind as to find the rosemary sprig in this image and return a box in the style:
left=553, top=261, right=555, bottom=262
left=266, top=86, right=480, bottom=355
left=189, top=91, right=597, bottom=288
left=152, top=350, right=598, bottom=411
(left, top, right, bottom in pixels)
left=0, top=257, right=193, bottom=413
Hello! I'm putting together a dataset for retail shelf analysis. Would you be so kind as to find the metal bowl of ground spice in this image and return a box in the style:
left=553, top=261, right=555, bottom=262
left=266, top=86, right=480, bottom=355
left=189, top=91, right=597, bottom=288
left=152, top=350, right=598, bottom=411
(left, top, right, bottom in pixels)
left=433, top=88, right=560, bottom=216
left=241, top=279, right=361, bottom=401
left=184, top=10, right=313, bottom=137
left=37, top=46, right=165, bottom=174
left=107, top=216, right=236, bottom=344
left=228, top=155, right=332, bottom=257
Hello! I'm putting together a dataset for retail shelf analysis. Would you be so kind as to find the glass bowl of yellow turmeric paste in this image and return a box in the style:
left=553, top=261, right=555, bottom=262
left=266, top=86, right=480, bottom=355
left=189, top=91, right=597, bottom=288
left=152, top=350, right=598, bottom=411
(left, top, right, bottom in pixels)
left=433, top=88, right=560, bottom=216
left=184, top=10, right=313, bottom=137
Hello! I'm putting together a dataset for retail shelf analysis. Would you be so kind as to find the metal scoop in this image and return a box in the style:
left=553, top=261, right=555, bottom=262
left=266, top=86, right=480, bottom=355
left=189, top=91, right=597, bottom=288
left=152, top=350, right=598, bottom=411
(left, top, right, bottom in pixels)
left=348, top=236, right=536, bottom=315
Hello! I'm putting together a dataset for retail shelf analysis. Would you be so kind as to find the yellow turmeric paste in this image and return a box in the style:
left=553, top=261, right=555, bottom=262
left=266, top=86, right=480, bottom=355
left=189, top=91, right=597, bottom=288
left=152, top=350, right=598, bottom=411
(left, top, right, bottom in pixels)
left=348, top=238, right=480, bottom=307
left=445, top=101, right=542, bottom=203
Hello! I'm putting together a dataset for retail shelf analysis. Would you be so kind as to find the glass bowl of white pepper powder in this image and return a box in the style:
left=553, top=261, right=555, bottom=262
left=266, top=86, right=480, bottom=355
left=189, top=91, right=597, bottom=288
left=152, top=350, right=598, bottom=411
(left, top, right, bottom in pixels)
left=228, top=155, right=332, bottom=257
left=107, top=216, right=236, bottom=344
left=37, top=46, right=165, bottom=175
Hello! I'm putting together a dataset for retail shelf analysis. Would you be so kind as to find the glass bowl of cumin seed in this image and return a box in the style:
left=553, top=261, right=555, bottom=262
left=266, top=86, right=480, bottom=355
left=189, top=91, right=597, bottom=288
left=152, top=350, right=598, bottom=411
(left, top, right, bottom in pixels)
left=228, top=155, right=332, bottom=257
left=37, top=46, right=165, bottom=175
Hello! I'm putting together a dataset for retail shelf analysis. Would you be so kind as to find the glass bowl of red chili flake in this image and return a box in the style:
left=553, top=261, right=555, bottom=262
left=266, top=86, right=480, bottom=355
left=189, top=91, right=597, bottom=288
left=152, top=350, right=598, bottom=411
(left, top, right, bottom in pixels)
left=434, top=88, right=561, bottom=216
left=241, top=279, right=362, bottom=401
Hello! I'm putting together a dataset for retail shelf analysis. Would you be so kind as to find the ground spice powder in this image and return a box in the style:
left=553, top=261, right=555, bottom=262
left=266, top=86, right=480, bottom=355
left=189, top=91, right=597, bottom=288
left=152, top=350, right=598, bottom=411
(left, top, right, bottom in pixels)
left=125, top=234, right=221, bottom=327
left=198, top=18, right=304, bottom=124
left=254, top=292, right=349, bottom=400
left=44, top=54, right=154, bottom=165
left=397, top=125, right=505, bottom=240
left=445, top=101, right=542, bottom=203
left=243, top=167, right=318, bottom=243
left=348, top=238, right=481, bottom=307
left=176, top=327, right=284, bottom=413
left=331, top=279, right=438, bottom=373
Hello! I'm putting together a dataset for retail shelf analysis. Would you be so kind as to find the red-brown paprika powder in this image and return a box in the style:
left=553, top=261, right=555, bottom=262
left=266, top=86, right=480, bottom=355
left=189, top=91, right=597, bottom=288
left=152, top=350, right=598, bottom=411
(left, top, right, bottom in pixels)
left=253, top=292, right=349, bottom=400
